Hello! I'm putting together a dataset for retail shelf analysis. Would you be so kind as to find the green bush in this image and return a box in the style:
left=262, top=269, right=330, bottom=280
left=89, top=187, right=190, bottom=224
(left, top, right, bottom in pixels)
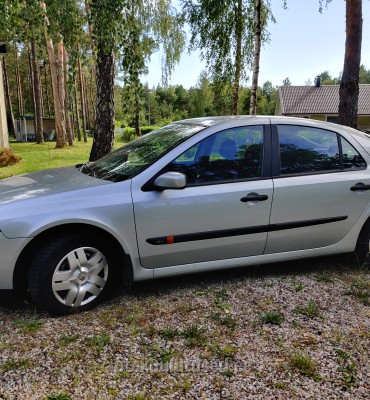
left=121, top=126, right=160, bottom=142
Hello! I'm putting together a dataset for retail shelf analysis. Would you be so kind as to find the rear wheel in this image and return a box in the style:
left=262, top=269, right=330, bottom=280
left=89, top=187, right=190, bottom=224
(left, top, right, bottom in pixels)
left=28, top=232, right=116, bottom=315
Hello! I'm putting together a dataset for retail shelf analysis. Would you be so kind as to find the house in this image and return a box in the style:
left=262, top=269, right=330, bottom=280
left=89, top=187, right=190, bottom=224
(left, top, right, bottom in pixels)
left=275, top=81, right=370, bottom=130
left=14, top=116, right=55, bottom=142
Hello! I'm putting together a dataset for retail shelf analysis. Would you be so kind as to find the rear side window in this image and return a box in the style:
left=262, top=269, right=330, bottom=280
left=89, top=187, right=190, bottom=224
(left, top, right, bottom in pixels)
left=278, top=125, right=366, bottom=175
left=341, top=136, right=367, bottom=169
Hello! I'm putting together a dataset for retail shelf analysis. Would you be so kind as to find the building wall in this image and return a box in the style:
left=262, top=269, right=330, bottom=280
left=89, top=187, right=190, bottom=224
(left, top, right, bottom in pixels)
left=309, top=115, right=326, bottom=121
left=15, top=118, right=55, bottom=141
left=358, top=116, right=370, bottom=130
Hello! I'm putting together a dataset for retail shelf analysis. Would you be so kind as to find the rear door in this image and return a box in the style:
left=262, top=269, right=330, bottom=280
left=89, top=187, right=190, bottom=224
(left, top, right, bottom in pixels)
left=266, top=123, right=370, bottom=254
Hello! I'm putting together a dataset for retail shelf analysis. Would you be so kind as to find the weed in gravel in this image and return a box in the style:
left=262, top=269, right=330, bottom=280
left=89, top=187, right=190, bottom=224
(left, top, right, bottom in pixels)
left=114, top=370, right=131, bottom=380
left=58, top=334, right=80, bottom=346
left=294, top=300, right=321, bottom=318
left=1, top=358, right=30, bottom=372
left=181, top=325, right=207, bottom=347
left=127, top=395, right=145, bottom=400
left=151, top=343, right=176, bottom=363
left=314, top=271, right=334, bottom=283
left=144, top=325, right=156, bottom=337
left=291, top=320, right=302, bottom=328
left=159, top=327, right=180, bottom=340
left=210, top=312, right=237, bottom=329
left=85, top=334, right=111, bottom=354
left=291, top=278, right=305, bottom=292
left=256, top=297, right=274, bottom=311
left=177, top=303, right=196, bottom=315
left=335, top=348, right=357, bottom=389
left=213, top=290, right=232, bottom=312
left=175, top=379, right=191, bottom=393
left=329, top=328, right=343, bottom=344
left=46, top=393, right=70, bottom=400
left=222, top=369, right=234, bottom=378
left=260, top=310, right=285, bottom=325
left=274, top=334, right=286, bottom=347
left=208, top=344, right=238, bottom=360
left=273, top=381, right=289, bottom=390
left=345, top=274, right=370, bottom=306
left=288, top=352, right=321, bottom=381
left=15, top=316, right=44, bottom=333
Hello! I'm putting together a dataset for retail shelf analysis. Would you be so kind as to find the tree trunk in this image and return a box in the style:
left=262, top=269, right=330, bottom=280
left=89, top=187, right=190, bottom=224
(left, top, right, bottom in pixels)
left=84, top=0, right=96, bottom=122
left=74, top=76, right=81, bottom=141
left=77, top=48, right=87, bottom=142
left=232, top=0, right=243, bottom=115
left=2, top=57, right=16, bottom=136
left=89, top=43, right=115, bottom=161
left=84, top=74, right=91, bottom=131
left=41, top=1, right=67, bottom=148
left=89, top=71, right=96, bottom=122
left=43, top=63, right=52, bottom=117
left=134, top=89, right=141, bottom=137
left=249, top=0, right=262, bottom=116
left=13, top=43, right=24, bottom=117
left=31, top=40, right=44, bottom=144
left=27, top=44, right=37, bottom=137
left=338, top=0, right=362, bottom=128
left=63, top=47, right=73, bottom=145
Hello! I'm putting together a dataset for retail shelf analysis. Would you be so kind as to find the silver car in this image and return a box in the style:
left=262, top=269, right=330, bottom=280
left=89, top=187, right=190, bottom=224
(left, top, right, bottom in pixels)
left=1, top=116, right=370, bottom=315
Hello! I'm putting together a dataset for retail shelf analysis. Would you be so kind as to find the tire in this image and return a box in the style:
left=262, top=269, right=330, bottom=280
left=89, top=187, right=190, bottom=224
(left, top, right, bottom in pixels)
left=354, top=225, right=370, bottom=267
left=28, top=232, right=116, bottom=316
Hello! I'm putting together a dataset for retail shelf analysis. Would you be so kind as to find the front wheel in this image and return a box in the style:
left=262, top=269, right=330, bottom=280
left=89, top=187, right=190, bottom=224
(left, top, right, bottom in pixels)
left=28, top=233, right=115, bottom=316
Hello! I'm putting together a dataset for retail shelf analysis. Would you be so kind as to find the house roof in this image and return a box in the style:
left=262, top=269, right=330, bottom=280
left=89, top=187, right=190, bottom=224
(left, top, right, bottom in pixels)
left=278, top=84, right=370, bottom=115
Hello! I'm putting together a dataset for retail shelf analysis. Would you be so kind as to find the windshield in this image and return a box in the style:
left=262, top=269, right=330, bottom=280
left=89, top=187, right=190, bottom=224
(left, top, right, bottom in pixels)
left=81, top=123, right=205, bottom=182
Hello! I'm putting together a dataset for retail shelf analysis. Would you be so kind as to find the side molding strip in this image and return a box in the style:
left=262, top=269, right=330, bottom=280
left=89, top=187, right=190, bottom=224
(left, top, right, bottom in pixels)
left=146, top=216, right=348, bottom=245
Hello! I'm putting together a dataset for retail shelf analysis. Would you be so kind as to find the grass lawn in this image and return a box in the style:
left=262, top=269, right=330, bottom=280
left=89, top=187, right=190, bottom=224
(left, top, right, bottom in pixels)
left=0, top=138, right=124, bottom=180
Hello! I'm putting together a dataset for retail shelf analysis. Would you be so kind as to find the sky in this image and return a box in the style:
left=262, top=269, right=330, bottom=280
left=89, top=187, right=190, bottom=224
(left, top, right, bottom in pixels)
left=144, top=1, right=370, bottom=88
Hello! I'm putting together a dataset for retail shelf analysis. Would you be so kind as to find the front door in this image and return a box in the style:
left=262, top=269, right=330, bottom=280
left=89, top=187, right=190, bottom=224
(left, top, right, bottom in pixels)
left=132, top=125, right=274, bottom=268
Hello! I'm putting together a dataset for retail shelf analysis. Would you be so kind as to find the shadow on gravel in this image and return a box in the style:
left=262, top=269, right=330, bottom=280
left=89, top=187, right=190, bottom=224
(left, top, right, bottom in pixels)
left=0, top=253, right=360, bottom=315
left=131, top=253, right=359, bottom=297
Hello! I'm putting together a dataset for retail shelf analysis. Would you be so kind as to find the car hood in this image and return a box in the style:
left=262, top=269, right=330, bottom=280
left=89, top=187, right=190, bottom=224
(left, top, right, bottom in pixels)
left=0, top=165, right=111, bottom=205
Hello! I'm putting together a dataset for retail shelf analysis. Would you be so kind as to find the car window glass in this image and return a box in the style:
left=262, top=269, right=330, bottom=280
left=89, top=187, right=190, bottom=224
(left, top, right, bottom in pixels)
left=83, top=123, right=204, bottom=182
left=341, top=136, right=367, bottom=169
left=278, top=125, right=341, bottom=175
left=169, top=126, right=264, bottom=184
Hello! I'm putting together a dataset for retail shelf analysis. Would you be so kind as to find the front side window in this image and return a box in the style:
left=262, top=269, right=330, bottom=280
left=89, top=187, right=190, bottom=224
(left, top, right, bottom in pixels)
left=168, top=126, right=264, bottom=185
left=278, top=125, right=366, bottom=175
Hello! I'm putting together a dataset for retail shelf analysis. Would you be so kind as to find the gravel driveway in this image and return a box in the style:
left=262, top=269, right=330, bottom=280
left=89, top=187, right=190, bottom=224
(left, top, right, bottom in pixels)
left=0, top=257, right=369, bottom=399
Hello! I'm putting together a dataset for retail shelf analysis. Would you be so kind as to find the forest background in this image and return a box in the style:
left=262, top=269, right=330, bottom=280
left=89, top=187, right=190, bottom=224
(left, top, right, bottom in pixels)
left=0, top=0, right=367, bottom=161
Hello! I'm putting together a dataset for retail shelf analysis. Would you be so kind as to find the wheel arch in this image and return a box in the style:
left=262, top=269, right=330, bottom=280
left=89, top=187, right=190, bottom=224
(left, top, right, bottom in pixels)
left=356, top=216, right=370, bottom=244
left=13, top=223, right=132, bottom=295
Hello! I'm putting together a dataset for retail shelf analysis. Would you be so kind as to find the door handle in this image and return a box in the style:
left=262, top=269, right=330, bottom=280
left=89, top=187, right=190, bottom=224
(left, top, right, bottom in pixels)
left=350, top=183, right=370, bottom=191
left=240, top=193, right=269, bottom=202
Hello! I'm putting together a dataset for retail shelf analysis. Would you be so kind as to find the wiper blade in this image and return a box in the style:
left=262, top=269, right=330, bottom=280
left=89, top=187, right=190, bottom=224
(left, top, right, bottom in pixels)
left=80, top=162, right=96, bottom=177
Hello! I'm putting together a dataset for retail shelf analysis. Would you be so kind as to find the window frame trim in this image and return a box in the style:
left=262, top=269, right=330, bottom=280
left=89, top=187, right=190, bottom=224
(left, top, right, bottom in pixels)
left=142, top=124, right=272, bottom=191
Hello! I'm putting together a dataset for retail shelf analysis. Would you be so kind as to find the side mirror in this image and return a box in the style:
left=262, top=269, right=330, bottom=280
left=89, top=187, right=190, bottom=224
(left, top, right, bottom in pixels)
left=153, top=172, right=187, bottom=190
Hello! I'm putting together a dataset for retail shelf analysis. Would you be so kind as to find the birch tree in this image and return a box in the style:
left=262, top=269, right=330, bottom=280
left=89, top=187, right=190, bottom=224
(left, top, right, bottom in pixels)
left=182, top=0, right=264, bottom=115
